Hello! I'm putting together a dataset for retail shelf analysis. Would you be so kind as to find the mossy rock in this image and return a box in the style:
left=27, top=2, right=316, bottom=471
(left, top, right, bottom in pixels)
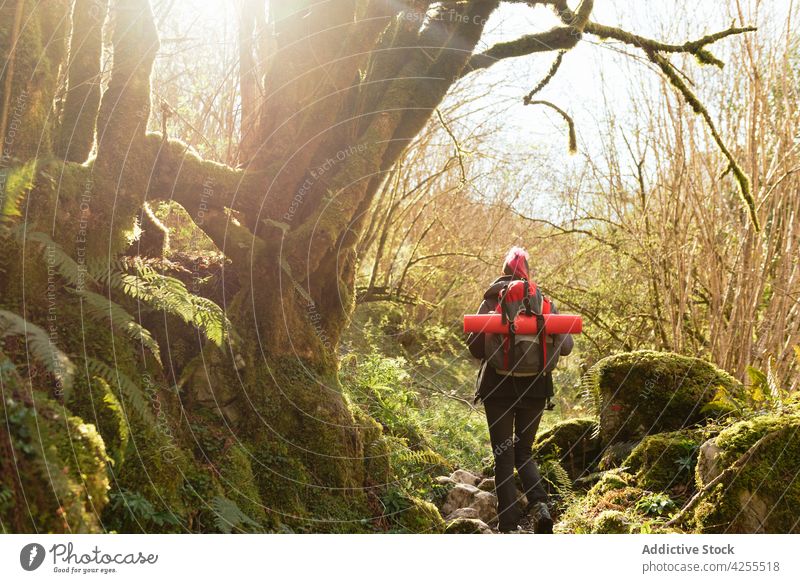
left=1, top=393, right=110, bottom=533
left=624, top=429, right=706, bottom=499
left=598, top=440, right=639, bottom=471
left=393, top=495, right=445, bottom=533
left=692, top=414, right=800, bottom=533
left=533, top=417, right=600, bottom=480
left=592, top=510, right=630, bottom=533
left=584, top=351, right=739, bottom=445
left=588, top=468, right=636, bottom=500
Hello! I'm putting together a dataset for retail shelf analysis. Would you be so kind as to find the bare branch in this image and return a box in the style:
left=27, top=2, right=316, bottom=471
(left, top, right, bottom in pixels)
left=645, top=48, right=759, bottom=230
left=525, top=100, right=577, bottom=154
left=584, top=22, right=757, bottom=68
left=524, top=50, right=565, bottom=102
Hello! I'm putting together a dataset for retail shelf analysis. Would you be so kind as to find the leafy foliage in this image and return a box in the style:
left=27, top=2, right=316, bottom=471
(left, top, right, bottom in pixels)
left=106, top=489, right=182, bottom=531
left=0, top=309, right=75, bottom=395
left=116, top=261, right=232, bottom=348
left=211, top=496, right=262, bottom=533
left=84, top=357, right=156, bottom=427
left=76, top=289, right=162, bottom=365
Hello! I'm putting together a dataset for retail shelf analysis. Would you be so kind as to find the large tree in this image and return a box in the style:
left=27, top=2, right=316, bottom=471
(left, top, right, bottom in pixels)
left=0, top=0, right=756, bottom=531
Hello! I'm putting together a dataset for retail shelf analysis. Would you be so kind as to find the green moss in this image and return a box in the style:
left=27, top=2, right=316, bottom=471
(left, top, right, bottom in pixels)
left=585, top=351, right=739, bottom=445
left=533, top=417, right=600, bottom=479
left=393, top=495, right=445, bottom=533
left=216, top=444, right=269, bottom=527
left=0, top=0, right=69, bottom=163
left=1, top=392, right=110, bottom=533
left=692, top=414, right=800, bottom=533
left=592, top=509, right=630, bottom=533
left=624, top=429, right=705, bottom=498
left=588, top=468, right=636, bottom=499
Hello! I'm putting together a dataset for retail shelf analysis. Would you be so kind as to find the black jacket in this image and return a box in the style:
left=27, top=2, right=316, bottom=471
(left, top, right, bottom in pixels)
left=466, top=276, right=574, bottom=404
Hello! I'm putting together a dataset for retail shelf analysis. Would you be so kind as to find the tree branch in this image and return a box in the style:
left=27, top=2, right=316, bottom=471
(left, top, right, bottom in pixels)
left=525, top=100, right=577, bottom=154
left=56, top=0, right=108, bottom=163
left=584, top=22, right=756, bottom=68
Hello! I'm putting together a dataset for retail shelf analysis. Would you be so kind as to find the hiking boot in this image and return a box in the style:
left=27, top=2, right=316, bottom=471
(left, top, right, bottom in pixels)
left=529, top=502, right=553, bottom=534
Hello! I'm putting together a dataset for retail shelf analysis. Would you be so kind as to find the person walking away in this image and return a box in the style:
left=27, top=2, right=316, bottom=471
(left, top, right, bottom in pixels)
left=466, top=247, right=574, bottom=533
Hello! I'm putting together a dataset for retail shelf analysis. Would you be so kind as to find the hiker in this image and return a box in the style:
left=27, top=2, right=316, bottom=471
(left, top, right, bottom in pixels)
left=466, top=246, right=574, bottom=533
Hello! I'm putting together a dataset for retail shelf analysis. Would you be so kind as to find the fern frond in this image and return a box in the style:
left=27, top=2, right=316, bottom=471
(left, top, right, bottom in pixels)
left=212, top=496, right=261, bottom=533
left=84, top=357, right=156, bottom=427
left=0, top=309, right=74, bottom=396
left=92, top=376, right=130, bottom=468
left=396, top=448, right=446, bottom=467
left=0, top=162, right=36, bottom=225
left=76, top=289, right=162, bottom=365
left=114, top=266, right=233, bottom=348
left=16, top=229, right=90, bottom=288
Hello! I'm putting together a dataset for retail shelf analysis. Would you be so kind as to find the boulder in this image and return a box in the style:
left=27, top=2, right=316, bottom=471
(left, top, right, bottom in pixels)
left=478, top=477, right=495, bottom=492
left=624, top=429, right=707, bottom=499
left=445, top=507, right=480, bottom=521
left=445, top=518, right=493, bottom=534
left=480, top=456, right=495, bottom=477
left=692, top=414, right=800, bottom=533
left=583, top=351, right=739, bottom=445
left=469, top=490, right=498, bottom=524
left=450, top=469, right=481, bottom=486
left=394, top=495, right=445, bottom=533
left=440, top=483, right=480, bottom=516
left=533, top=417, right=601, bottom=480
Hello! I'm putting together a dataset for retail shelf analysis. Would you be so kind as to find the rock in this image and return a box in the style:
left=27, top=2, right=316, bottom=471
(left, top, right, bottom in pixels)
left=583, top=351, right=740, bottom=445
left=440, top=483, right=480, bottom=516
left=696, top=438, right=723, bottom=482
left=598, top=440, right=639, bottom=471
left=445, top=518, right=493, bottom=534
left=394, top=495, right=446, bottom=533
left=445, top=507, right=480, bottom=521
left=533, top=417, right=601, bottom=480
left=480, top=456, right=495, bottom=477
left=450, top=469, right=481, bottom=486
left=435, top=475, right=454, bottom=485
left=624, top=429, right=706, bottom=497
left=692, top=414, right=800, bottom=533
left=469, top=490, right=498, bottom=524
left=478, top=477, right=495, bottom=491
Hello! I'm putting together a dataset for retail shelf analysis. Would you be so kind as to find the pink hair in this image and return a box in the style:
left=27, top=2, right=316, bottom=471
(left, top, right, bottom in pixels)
left=503, top=246, right=530, bottom=279
left=504, top=246, right=529, bottom=266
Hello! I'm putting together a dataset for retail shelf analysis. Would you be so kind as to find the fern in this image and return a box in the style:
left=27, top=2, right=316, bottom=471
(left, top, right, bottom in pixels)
left=579, top=364, right=603, bottom=439
left=76, top=289, right=162, bottom=365
left=84, top=357, right=156, bottom=427
left=0, top=162, right=36, bottom=226
left=114, top=262, right=232, bottom=348
left=540, top=458, right=575, bottom=506
left=0, top=309, right=74, bottom=396
left=395, top=448, right=447, bottom=467
left=212, top=496, right=261, bottom=533
left=92, top=376, right=130, bottom=468
left=14, top=229, right=90, bottom=288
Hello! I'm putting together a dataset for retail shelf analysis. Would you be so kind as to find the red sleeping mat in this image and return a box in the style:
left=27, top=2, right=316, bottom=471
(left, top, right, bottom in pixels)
left=463, top=313, right=583, bottom=335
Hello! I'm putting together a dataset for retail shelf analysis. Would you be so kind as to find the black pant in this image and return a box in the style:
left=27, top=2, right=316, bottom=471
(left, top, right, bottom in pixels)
left=484, top=397, right=548, bottom=530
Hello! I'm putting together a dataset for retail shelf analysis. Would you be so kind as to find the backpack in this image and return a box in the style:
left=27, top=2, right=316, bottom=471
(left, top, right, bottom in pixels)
left=484, top=279, right=561, bottom=375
